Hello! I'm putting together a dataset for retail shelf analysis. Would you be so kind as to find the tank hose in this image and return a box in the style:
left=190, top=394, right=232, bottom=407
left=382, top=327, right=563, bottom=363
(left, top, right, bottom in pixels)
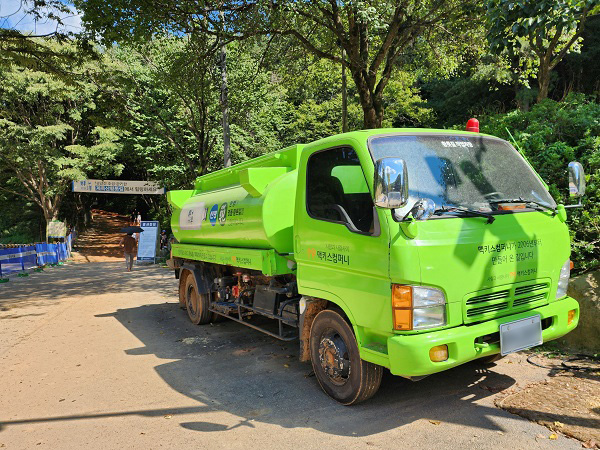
left=526, top=352, right=600, bottom=372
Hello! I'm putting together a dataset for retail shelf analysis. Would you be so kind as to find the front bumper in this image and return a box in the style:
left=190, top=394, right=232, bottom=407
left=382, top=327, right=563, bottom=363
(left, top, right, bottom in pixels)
left=386, top=296, right=579, bottom=377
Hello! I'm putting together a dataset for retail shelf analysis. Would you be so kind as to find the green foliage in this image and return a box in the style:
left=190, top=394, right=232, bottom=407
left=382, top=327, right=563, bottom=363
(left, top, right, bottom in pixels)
left=483, top=94, right=600, bottom=272
left=0, top=191, right=44, bottom=244
left=0, top=39, right=123, bottom=229
left=382, top=71, right=434, bottom=128
left=487, top=0, right=595, bottom=49
left=75, top=0, right=478, bottom=127
left=103, top=37, right=298, bottom=191
left=423, top=78, right=504, bottom=127
left=103, top=37, right=220, bottom=188
left=279, top=55, right=432, bottom=136
left=560, top=14, right=600, bottom=97
left=487, top=0, right=598, bottom=101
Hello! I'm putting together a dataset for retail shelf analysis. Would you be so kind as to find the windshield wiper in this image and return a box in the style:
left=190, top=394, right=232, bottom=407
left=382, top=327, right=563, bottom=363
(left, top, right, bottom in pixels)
left=434, top=206, right=495, bottom=224
left=488, top=198, right=556, bottom=213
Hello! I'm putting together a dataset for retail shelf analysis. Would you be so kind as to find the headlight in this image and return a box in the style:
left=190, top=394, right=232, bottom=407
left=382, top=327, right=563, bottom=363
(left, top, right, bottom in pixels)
left=556, top=260, right=571, bottom=299
left=413, top=287, right=446, bottom=329
left=413, top=305, right=446, bottom=329
left=392, top=285, right=447, bottom=330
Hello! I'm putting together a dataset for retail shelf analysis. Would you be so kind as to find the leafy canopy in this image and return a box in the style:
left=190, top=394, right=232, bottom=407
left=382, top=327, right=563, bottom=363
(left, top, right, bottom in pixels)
left=0, top=39, right=123, bottom=222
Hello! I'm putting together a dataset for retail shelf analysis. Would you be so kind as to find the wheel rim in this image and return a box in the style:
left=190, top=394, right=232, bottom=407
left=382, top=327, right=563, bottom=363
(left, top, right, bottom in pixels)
left=318, top=328, right=351, bottom=385
left=187, top=285, right=197, bottom=316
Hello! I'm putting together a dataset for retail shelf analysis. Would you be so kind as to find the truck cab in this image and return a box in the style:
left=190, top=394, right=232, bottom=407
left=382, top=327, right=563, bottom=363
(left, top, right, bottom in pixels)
left=168, top=128, right=584, bottom=405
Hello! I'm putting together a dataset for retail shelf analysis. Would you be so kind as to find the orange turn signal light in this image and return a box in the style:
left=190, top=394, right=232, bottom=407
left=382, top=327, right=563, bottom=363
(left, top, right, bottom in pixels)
left=569, top=260, right=574, bottom=270
left=392, top=284, right=412, bottom=308
left=392, top=284, right=412, bottom=330
left=568, top=309, right=576, bottom=325
left=497, top=203, right=526, bottom=211
left=430, top=344, right=449, bottom=362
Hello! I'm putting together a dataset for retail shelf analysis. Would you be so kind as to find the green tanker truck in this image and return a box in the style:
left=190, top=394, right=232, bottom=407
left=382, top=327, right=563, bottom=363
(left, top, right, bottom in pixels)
left=167, top=126, right=585, bottom=405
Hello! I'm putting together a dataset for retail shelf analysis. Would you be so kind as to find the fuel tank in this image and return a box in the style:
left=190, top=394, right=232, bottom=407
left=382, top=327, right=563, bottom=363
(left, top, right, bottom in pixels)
left=167, top=145, right=302, bottom=254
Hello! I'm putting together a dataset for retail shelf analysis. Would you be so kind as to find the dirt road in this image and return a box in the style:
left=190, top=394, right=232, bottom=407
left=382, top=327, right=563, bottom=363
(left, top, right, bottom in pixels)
left=0, top=262, right=582, bottom=449
left=70, top=210, right=131, bottom=263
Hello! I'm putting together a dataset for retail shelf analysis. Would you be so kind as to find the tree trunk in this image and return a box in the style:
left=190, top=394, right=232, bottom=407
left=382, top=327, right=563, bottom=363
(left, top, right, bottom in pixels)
left=350, top=70, right=385, bottom=129
left=537, top=62, right=551, bottom=103
left=361, top=99, right=384, bottom=129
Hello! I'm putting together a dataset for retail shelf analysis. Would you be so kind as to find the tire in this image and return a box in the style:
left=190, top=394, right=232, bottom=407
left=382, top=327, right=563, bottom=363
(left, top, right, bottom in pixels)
left=309, top=309, right=382, bottom=405
left=178, top=270, right=189, bottom=309
left=477, top=354, right=505, bottom=365
left=184, top=273, right=212, bottom=325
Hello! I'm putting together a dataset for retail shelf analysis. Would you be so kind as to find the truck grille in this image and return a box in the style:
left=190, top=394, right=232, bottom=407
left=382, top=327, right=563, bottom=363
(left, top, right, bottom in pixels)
left=464, top=280, right=550, bottom=323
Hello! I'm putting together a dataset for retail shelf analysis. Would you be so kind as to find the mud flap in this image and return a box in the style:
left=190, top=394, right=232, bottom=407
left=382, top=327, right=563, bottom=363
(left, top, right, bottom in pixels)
left=298, top=297, right=328, bottom=362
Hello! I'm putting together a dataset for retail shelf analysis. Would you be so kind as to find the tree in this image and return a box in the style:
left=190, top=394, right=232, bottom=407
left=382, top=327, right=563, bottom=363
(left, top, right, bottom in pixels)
left=0, top=41, right=123, bottom=233
left=0, top=0, right=86, bottom=70
left=75, top=0, right=472, bottom=128
left=102, top=37, right=223, bottom=187
left=487, top=0, right=599, bottom=102
left=102, top=37, right=294, bottom=190
left=266, top=0, right=473, bottom=128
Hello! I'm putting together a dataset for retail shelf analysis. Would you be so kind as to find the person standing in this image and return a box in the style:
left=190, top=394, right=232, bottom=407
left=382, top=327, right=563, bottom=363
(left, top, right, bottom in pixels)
left=160, top=230, right=167, bottom=250
left=136, top=212, right=142, bottom=226
left=119, top=232, right=137, bottom=272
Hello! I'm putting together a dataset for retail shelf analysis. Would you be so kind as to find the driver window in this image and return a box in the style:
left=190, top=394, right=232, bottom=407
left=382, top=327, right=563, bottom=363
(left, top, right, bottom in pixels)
left=306, top=147, right=374, bottom=234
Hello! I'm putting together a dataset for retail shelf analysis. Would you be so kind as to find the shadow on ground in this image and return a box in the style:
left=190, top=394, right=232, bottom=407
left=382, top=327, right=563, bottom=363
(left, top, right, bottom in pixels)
left=0, top=263, right=175, bottom=312
left=1, top=261, right=578, bottom=439
left=89, top=301, right=525, bottom=437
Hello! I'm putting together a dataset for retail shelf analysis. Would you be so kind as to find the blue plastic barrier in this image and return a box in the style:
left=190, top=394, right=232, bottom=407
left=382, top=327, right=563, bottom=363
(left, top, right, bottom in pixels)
left=0, top=246, right=37, bottom=278
left=66, top=234, right=72, bottom=255
left=21, top=245, right=37, bottom=269
left=0, top=233, right=75, bottom=279
left=57, top=242, right=68, bottom=261
left=35, top=243, right=54, bottom=266
left=46, top=243, right=59, bottom=265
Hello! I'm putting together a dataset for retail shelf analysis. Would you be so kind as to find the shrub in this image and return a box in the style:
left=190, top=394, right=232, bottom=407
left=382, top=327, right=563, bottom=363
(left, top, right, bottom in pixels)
left=482, top=94, right=600, bottom=273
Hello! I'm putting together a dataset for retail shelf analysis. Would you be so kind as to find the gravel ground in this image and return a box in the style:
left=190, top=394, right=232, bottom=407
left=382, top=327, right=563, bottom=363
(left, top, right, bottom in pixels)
left=496, top=356, right=599, bottom=447
left=0, top=262, right=585, bottom=449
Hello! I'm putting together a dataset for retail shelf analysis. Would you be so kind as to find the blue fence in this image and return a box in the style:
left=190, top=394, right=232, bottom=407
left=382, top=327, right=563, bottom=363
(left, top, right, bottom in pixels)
left=0, top=233, right=75, bottom=278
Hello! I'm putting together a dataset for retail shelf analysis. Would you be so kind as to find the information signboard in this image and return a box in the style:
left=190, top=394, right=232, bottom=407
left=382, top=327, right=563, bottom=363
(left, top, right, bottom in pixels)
left=72, top=179, right=165, bottom=195
left=137, top=221, right=159, bottom=262
left=47, top=220, right=66, bottom=238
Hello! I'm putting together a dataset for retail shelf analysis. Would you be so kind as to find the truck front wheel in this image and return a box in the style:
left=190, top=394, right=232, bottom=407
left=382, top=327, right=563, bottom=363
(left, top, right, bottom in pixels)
left=184, top=274, right=212, bottom=325
left=309, top=309, right=382, bottom=405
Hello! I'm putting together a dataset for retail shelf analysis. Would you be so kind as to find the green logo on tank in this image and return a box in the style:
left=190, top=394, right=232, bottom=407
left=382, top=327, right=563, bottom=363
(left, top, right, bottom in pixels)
left=219, top=203, right=227, bottom=225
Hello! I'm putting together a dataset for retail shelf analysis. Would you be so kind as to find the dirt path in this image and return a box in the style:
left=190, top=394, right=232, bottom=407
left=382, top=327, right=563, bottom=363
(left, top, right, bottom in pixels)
left=71, top=210, right=131, bottom=263
left=0, top=262, right=584, bottom=449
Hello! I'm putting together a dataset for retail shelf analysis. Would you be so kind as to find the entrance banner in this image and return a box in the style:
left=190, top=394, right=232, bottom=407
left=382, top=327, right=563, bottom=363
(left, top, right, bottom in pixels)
left=72, top=179, right=165, bottom=195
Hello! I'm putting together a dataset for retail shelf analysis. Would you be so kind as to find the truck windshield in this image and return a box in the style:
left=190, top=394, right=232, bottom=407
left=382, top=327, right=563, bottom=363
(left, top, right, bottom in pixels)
left=368, top=134, right=556, bottom=211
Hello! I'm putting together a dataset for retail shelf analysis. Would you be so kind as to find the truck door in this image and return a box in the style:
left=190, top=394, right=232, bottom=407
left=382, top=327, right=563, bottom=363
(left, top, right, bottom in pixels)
left=295, top=144, right=392, bottom=334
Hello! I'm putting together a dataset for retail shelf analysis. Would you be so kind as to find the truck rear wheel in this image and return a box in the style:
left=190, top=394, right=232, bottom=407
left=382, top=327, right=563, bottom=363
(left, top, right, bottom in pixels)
left=184, top=274, right=212, bottom=325
left=309, top=309, right=382, bottom=405
left=178, top=270, right=189, bottom=309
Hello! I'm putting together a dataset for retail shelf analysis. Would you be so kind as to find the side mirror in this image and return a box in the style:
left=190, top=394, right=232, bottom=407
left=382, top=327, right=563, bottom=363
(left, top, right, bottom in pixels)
left=374, top=158, right=409, bottom=209
left=568, top=161, right=586, bottom=198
